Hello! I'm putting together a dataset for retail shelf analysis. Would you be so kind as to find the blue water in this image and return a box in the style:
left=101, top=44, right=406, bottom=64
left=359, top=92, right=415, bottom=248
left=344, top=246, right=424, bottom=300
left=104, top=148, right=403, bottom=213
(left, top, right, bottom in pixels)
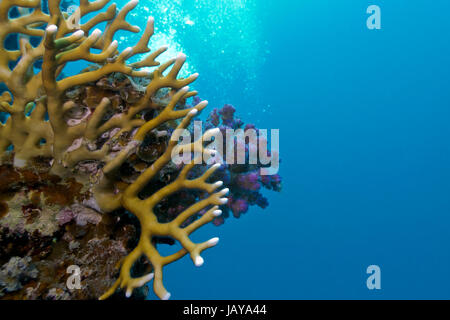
left=117, top=0, right=450, bottom=299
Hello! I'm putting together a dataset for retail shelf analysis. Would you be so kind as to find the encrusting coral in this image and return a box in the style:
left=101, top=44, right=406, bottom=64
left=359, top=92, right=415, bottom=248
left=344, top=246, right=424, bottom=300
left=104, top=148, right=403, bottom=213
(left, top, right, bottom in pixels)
left=0, top=0, right=229, bottom=300
left=0, top=256, right=38, bottom=297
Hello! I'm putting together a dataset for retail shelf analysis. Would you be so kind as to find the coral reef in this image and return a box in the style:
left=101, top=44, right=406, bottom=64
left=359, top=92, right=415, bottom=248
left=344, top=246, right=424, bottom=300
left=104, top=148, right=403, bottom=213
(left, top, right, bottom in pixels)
left=0, top=0, right=281, bottom=300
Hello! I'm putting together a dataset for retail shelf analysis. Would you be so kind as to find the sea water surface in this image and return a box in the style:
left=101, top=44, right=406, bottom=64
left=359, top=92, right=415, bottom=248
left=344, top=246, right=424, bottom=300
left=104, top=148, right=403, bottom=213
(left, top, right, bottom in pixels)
left=110, top=0, right=450, bottom=299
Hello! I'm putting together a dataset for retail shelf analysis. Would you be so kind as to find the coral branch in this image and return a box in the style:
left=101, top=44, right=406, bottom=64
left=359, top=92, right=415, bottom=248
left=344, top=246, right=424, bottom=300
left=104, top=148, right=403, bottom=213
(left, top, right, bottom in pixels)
left=100, top=111, right=228, bottom=299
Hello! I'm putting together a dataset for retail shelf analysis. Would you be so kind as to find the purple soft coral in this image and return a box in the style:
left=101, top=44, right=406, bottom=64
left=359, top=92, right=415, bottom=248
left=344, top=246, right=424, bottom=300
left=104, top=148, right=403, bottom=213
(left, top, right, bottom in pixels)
left=164, top=101, right=281, bottom=227
left=236, top=172, right=261, bottom=191
left=229, top=197, right=249, bottom=218
left=204, top=104, right=282, bottom=225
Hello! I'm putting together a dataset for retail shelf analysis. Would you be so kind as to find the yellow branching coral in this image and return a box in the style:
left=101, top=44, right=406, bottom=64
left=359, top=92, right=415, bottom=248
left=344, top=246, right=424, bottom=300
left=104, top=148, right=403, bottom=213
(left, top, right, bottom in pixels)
left=100, top=106, right=229, bottom=300
left=0, top=0, right=228, bottom=299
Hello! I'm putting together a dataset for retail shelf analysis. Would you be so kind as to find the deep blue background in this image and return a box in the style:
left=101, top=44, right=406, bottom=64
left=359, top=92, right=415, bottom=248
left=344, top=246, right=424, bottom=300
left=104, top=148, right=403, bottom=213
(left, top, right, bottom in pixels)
left=112, top=0, right=450, bottom=299
left=150, top=0, right=450, bottom=300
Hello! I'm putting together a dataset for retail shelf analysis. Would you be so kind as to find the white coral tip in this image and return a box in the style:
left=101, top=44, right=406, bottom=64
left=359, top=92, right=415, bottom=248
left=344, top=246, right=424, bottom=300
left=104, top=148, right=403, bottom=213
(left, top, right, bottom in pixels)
left=125, top=289, right=132, bottom=298
left=73, top=30, right=84, bottom=38
left=188, top=108, right=198, bottom=116
left=213, top=209, right=222, bottom=217
left=214, top=180, right=223, bottom=186
left=92, top=29, right=102, bottom=37
left=194, top=256, right=204, bottom=267
left=162, top=292, right=171, bottom=300
left=139, top=273, right=154, bottom=286
left=208, top=237, right=220, bottom=246
left=219, top=188, right=230, bottom=196
left=46, top=24, right=57, bottom=33
left=178, top=53, right=187, bottom=60
left=123, top=47, right=133, bottom=54
left=219, top=198, right=229, bottom=205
